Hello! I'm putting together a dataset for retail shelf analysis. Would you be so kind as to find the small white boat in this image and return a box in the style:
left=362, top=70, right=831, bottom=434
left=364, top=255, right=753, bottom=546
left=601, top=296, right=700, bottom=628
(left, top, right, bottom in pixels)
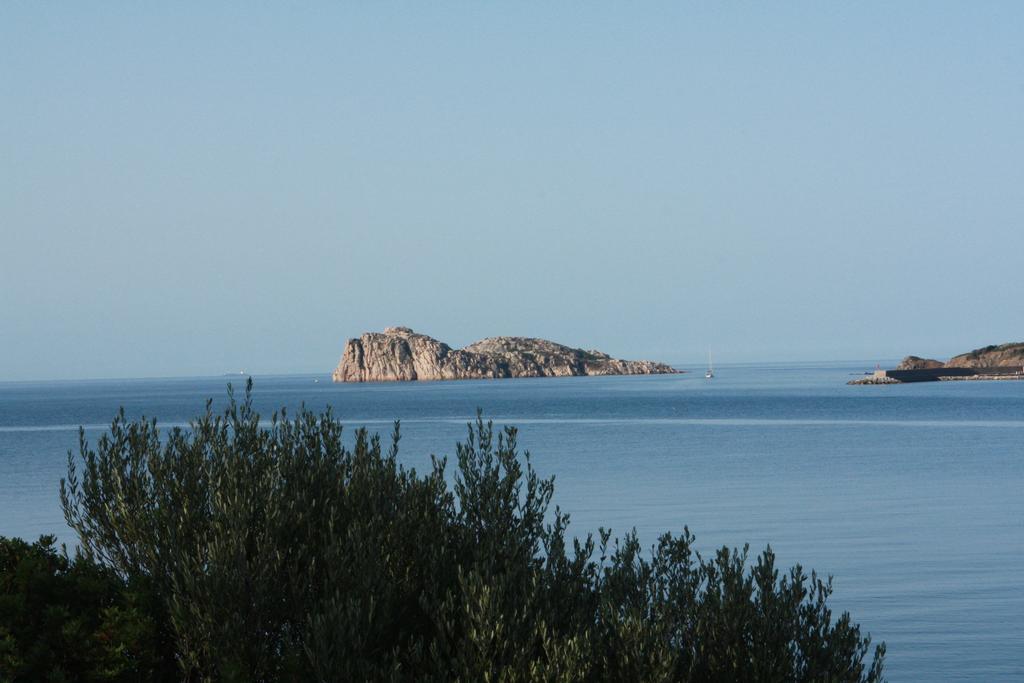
left=705, top=352, right=714, bottom=379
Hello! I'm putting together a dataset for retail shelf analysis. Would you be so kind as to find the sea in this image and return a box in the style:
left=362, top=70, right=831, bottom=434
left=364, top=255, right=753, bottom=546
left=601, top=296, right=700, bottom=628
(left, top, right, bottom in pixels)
left=1, top=362, right=1021, bottom=681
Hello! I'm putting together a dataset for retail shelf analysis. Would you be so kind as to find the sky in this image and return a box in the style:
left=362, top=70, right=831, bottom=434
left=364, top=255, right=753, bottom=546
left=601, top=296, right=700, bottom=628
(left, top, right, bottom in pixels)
left=2, top=2, right=1023, bottom=380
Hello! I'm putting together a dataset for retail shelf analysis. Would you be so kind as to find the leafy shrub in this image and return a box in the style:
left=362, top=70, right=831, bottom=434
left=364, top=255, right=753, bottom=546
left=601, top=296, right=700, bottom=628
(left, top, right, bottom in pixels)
left=51, top=381, right=883, bottom=682
left=0, top=535, right=174, bottom=682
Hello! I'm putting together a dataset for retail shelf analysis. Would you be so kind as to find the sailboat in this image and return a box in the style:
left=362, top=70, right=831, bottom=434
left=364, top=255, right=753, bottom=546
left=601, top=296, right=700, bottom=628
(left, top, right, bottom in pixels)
left=705, top=352, right=714, bottom=379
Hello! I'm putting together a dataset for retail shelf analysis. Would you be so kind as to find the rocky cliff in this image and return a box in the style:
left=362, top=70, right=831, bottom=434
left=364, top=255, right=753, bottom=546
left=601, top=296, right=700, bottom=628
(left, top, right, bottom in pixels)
left=944, top=342, right=1024, bottom=368
left=892, top=342, right=1024, bottom=371
left=895, top=356, right=944, bottom=370
left=332, top=327, right=680, bottom=382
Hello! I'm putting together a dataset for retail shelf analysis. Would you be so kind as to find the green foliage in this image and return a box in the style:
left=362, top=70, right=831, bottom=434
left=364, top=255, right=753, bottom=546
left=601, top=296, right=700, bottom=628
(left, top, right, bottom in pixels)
left=50, top=381, right=884, bottom=682
left=0, top=535, right=173, bottom=682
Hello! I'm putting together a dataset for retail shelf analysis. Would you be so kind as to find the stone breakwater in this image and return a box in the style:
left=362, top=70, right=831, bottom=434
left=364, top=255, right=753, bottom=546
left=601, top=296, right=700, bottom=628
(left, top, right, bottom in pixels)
left=848, top=375, right=901, bottom=385
left=938, top=374, right=1024, bottom=381
left=851, top=366, right=1024, bottom=385
left=852, top=341, right=1024, bottom=385
left=332, top=327, right=680, bottom=382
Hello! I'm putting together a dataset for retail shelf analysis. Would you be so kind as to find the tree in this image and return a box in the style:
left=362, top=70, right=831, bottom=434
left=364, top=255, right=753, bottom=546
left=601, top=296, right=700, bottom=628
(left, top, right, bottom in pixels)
left=57, top=381, right=884, bottom=682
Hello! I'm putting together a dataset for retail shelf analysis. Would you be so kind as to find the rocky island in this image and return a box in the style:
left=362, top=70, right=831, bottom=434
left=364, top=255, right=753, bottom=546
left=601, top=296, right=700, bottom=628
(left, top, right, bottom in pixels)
left=850, top=342, right=1024, bottom=384
left=332, top=327, right=680, bottom=382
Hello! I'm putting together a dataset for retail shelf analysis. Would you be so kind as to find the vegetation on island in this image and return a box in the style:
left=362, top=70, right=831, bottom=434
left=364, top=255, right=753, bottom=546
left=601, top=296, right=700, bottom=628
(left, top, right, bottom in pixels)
left=893, top=341, right=1024, bottom=371
left=1, top=382, right=884, bottom=682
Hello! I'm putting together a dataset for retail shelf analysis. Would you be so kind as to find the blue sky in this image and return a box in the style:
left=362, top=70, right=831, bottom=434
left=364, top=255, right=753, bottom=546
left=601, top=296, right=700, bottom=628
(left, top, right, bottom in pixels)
left=2, top=3, right=1022, bottom=380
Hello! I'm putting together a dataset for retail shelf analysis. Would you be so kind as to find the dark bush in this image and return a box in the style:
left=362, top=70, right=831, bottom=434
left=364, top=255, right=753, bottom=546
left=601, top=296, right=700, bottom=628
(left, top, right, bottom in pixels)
left=49, top=381, right=883, bottom=682
left=0, top=535, right=174, bottom=682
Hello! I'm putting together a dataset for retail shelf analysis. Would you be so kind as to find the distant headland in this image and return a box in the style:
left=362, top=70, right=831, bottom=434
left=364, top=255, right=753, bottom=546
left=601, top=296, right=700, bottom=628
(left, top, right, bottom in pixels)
left=332, top=327, right=680, bottom=382
left=851, top=342, right=1024, bottom=384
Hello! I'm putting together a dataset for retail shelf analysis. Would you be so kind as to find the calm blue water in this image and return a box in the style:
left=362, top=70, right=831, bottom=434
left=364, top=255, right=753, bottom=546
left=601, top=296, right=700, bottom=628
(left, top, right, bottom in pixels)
left=1, top=363, right=1022, bottom=681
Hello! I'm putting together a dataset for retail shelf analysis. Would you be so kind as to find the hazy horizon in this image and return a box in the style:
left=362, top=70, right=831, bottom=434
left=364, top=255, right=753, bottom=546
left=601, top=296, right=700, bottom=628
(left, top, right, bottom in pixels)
left=3, top=3, right=1023, bottom=381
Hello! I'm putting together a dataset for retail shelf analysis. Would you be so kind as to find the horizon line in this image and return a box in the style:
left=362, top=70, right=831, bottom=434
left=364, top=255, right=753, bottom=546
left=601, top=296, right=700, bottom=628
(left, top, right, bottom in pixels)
left=0, top=358, right=907, bottom=385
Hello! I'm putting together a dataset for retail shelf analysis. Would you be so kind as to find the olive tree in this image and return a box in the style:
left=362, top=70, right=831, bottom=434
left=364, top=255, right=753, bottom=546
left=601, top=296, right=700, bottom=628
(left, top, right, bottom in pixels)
left=60, top=382, right=885, bottom=682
